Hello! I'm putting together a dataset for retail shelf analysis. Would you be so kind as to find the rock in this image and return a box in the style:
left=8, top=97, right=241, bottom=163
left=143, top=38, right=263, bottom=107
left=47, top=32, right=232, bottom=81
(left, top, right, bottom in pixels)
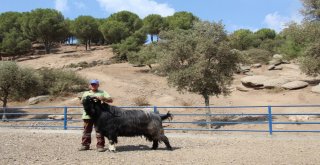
left=239, top=65, right=251, bottom=73
left=241, top=76, right=269, bottom=88
left=28, top=95, right=50, bottom=105
left=269, top=58, right=282, bottom=66
left=251, top=63, right=261, bottom=68
left=273, top=54, right=283, bottom=59
left=288, top=115, right=310, bottom=122
left=281, top=81, right=308, bottom=90
left=48, top=115, right=72, bottom=120
left=263, top=78, right=291, bottom=89
left=236, top=85, right=251, bottom=92
left=268, top=65, right=275, bottom=70
left=273, top=66, right=283, bottom=70
left=311, top=83, right=320, bottom=93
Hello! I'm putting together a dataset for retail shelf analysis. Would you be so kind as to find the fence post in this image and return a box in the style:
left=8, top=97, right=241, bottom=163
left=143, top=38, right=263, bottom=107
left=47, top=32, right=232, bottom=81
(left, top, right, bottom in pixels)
left=267, top=106, right=273, bottom=135
left=63, top=106, right=67, bottom=130
left=153, top=106, right=159, bottom=114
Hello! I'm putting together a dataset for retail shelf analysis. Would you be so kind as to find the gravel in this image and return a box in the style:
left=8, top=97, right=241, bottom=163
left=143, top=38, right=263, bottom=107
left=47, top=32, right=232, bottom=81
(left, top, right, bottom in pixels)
left=0, top=128, right=319, bottom=165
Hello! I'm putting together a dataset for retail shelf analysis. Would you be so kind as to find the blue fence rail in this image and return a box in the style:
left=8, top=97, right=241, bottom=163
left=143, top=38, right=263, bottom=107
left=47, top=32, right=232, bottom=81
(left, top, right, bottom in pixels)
left=0, top=105, right=320, bottom=135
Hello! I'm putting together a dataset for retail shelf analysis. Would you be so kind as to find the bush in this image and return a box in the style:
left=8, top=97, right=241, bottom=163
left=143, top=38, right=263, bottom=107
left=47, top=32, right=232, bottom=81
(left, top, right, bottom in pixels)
left=133, top=96, right=150, bottom=106
left=37, top=68, right=87, bottom=95
left=242, top=48, right=272, bottom=64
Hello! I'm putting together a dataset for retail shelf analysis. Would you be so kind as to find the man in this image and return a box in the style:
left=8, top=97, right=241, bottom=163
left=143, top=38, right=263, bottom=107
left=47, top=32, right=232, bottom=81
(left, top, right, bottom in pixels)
left=79, top=79, right=113, bottom=152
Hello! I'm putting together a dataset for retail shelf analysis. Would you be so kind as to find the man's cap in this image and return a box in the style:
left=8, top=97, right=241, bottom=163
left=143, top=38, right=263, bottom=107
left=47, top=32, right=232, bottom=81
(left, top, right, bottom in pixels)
left=90, top=79, right=99, bottom=84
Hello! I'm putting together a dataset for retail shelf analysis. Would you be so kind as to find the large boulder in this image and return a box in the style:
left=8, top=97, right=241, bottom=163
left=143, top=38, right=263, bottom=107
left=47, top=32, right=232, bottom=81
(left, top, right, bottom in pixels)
left=311, top=83, right=320, bottom=94
left=281, top=81, right=308, bottom=90
left=28, top=95, right=50, bottom=105
left=263, top=78, right=291, bottom=89
left=241, top=76, right=269, bottom=88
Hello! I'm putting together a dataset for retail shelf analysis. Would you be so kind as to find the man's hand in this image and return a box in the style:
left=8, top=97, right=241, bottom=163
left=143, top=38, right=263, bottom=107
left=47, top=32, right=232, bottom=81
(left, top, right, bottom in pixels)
left=97, top=96, right=113, bottom=103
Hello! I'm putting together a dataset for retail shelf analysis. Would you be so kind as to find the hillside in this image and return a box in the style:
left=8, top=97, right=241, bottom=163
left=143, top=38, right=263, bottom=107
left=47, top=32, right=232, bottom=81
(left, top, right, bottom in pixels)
left=16, top=45, right=320, bottom=109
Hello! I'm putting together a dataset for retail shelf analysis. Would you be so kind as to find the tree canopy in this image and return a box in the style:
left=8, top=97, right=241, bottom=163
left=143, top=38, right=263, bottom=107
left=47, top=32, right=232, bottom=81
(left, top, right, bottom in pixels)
left=158, top=21, right=241, bottom=106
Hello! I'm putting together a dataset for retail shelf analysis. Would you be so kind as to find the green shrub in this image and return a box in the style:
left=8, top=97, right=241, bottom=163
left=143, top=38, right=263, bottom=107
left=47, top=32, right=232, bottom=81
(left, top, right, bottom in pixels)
left=242, top=48, right=272, bottom=64
left=37, top=68, right=87, bottom=95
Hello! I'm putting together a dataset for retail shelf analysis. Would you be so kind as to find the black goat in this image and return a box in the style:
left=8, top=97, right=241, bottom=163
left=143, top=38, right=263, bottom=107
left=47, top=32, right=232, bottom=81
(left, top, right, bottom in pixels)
left=82, top=96, right=173, bottom=151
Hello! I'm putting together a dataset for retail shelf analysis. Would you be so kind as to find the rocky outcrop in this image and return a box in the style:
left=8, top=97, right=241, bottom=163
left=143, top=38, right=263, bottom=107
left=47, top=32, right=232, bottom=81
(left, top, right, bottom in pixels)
left=281, top=81, right=308, bottom=90
left=263, top=78, right=291, bottom=89
left=241, top=76, right=269, bottom=88
left=311, top=83, right=320, bottom=93
left=28, top=95, right=50, bottom=105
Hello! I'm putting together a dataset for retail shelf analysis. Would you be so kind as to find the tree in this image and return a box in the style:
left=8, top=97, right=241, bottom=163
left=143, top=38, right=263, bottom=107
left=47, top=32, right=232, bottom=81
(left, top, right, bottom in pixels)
left=111, top=29, right=147, bottom=61
left=1, top=28, right=31, bottom=55
left=300, top=0, right=320, bottom=21
left=158, top=21, right=241, bottom=127
left=229, top=29, right=254, bottom=50
left=165, top=11, right=199, bottom=30
left=73, top=16, right=100, bottom=50
left=107, top=11, right=143, bottom=34
left=143, top=14, right=164, bottom=42
left=21, top=8, right=68, bottom=54
left=0, top=62, right=40, bottom=120
left=128, top=43, right=158, bottom=69
left=100, top=20, right=129, bottom=44
left=0, top=12, right=31, bottom=55
left=254, top=28, right=276, bottom=41
left=299, top=42, right=320, bottom=76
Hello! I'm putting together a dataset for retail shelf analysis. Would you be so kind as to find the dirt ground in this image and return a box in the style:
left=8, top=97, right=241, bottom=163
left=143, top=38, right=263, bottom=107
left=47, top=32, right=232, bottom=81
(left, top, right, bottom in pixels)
left=16, top=45, right=320, bottom=107
left=0, top=128, right=319, bottom=165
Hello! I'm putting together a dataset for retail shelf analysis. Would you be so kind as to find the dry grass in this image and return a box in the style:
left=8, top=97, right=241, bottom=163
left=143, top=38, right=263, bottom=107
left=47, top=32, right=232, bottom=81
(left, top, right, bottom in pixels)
left=133, top=96, right=150, bottom=106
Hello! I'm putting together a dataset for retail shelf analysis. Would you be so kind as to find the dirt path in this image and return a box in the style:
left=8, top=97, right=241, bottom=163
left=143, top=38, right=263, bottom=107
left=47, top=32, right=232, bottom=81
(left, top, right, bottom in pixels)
left=0, top=128, right=319, bottom=165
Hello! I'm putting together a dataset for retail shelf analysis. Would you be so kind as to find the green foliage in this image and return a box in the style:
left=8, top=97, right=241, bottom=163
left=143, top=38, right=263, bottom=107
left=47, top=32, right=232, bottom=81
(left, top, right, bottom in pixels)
left=37, top=68, right=87, bottom=95
left=158, top=21, right=240, bottom=106
left=73, top=16, right=100, bottom=49
left=300, top=0, right=320, bottom=21
left=128, top=43, right=158, bottom=69
left=112, top=29, right=147, bottom=61
left=229, top=29, right=254, bottom=50
left=143, top=14, right=164, bottom=42
left=241, top=48, right=272, bottom=64
left=107, top=11, right=142, bottom=34
left=100, top=20, right=130, bottom=44
left=0, top=62, right=87, bottom=107
left=0, top=62, right=40, bottom=107
left=165, top=11, right=199, bottom=30
left=254, top=28, right=276, bottom=40
left=0, top=12, right=31, bottom=55
left=299, top=42, right=320, bottom=76
left=1, top=28, right=31, bottom=55
left=21, top=8, right=68, bottom=53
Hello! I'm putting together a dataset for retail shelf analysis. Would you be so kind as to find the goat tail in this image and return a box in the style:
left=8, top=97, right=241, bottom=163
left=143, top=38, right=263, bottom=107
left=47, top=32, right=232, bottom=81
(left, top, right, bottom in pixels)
left=160, top=111, right=173, bottom=121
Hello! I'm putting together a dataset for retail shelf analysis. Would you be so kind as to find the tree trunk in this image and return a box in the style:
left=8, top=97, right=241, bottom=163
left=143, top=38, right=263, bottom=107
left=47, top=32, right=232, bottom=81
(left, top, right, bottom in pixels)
left=2, top=95, right=8, bottom=122
left=151, top=35, right=154, bottom=42
left=203, top=94, right=211, bottom=129
left=85, top=40, right=88, bottom=51
left=45, top=41, right=51, bottom=54
left=89, top=40, right=91, bottom=50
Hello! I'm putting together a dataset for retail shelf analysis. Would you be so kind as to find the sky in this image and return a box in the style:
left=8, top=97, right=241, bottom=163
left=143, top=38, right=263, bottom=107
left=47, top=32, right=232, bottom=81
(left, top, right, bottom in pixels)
left=0, top=0, right=303, bottom=32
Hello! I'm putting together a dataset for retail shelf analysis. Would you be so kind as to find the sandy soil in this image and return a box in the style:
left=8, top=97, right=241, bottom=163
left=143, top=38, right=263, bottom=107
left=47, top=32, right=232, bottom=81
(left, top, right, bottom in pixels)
left=0, top=128, right=319, bottom=165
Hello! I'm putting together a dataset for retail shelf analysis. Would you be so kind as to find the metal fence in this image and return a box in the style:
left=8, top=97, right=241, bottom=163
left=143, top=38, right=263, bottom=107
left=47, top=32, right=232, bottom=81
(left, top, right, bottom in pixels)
left=0, top=105, right=320, bottom=135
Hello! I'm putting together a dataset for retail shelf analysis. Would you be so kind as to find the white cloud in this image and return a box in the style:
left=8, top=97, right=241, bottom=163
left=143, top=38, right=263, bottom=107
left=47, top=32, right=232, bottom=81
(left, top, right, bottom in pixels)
left=96, top=0, right=175, bottom=18
left=264, top=12, right=302, bottom=32
left=55, top=0, right=69, bottom=12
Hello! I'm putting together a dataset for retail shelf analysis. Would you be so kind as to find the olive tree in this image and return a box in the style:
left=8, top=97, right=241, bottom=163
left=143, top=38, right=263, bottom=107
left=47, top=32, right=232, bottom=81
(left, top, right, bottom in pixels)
left=158, top=21, right=241, bottom=127
left=0, top=62, right=40, bottom=120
